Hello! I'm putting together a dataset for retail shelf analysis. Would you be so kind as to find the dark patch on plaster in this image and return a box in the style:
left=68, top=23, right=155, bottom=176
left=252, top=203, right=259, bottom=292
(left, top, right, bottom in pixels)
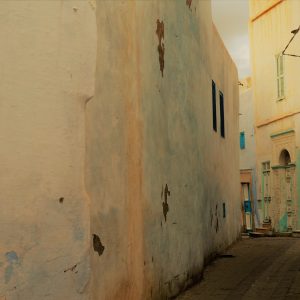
left=218, top=254, right=235, bottom=259
left=162, top=184, right=170, bottom=222
left=156, top=19, right=165, bottom=77
left=215, top=204, right=219, bottom=233
left=93, top=234, right=105, bottom=256
left=186, top=0, right=192, bottom=9
left=64, top=263, right=78, bottom=273
left=59, top=197, right=64, bottom=203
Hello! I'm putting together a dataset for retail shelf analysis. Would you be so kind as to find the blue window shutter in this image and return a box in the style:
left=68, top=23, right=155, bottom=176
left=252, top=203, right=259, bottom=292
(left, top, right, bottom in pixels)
left=240, top=132, right=245, bottom=149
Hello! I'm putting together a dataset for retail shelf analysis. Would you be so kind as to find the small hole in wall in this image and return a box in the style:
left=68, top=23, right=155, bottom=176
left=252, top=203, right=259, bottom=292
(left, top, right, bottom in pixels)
left=93, top=234, right=105, bottom=256
left=223, top=203, right=226, bottom=218
left=59, top=197, right=64, bottom=203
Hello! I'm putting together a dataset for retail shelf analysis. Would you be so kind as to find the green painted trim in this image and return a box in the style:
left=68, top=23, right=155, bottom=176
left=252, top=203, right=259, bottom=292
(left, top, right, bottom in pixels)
left=279, top=212, right=288, bottom=232
left=297, top=150, right=300, bottom=229
left=261, top=171, right=265, bottom=219
left=270, top=129, right=294, bottom=139
left=272, top=163, right=296, bottom=169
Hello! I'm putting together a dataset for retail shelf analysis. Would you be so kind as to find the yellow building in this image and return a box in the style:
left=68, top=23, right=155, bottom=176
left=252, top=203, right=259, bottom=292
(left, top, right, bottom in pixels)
left=250, top=0, right=300, bottom=232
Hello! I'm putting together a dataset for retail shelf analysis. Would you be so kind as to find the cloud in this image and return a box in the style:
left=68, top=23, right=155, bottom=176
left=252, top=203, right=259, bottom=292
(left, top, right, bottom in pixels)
left=211, top=0, right=251, bottom=78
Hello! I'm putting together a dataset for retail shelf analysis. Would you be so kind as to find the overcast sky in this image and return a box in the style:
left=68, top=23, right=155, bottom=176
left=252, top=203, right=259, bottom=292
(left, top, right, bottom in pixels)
left=211, top=0, right=251, bottom=79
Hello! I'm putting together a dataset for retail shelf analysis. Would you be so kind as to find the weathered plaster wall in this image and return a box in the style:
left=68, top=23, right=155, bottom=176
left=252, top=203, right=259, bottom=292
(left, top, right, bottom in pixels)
left=239, top=78, right=259, bottom=226
left=86, top=1, right=240, bottom=299
left=239, top=79, right=256, bottom=170
left=0, top=1, right=239, bottom=299
left=250, top=0, right=300, bottom=230
left=0, top=2, right=96, bottom=299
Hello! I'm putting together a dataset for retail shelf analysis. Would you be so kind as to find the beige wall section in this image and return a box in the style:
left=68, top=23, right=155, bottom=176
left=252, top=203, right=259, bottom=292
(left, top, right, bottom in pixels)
left=249, top=0, right=300, bottom=171
left=239, top=78, right=255, bottom=170
left=250, top=0, right=300, bottom=125
left=87, top=1, right=240, bottom=299
left=0, top=1, right=96, bottom=299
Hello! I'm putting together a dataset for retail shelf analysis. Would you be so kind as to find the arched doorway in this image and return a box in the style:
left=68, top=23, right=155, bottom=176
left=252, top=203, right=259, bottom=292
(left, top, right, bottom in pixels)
left=279, top=149, right=291, bottom=166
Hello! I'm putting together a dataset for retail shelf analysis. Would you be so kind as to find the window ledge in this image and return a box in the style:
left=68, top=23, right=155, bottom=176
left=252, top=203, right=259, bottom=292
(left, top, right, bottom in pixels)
left=276, top=96, right=285, bottom=102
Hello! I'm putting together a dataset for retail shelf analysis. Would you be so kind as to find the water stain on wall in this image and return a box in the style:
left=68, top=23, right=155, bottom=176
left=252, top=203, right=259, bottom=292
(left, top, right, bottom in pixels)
left=186, top=0, right=192, bottom=9
left=92, top=234, right=105, bottom=256
left=156, top=19, right=165, bottom=77
left=4, top=251, right=18, bottom=284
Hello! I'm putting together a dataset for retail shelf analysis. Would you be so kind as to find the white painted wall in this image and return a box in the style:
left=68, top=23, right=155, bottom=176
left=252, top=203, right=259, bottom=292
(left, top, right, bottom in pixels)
left=0, top=2, right=96, bottom=299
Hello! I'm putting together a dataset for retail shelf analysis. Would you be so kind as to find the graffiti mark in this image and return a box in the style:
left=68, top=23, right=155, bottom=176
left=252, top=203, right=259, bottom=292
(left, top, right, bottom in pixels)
left=162, top=184, right=170, bottom=222
left=186, top=0, right=192, bottom=9
left=156, top=19, right=165, bottom=77
left=93, top=234, right=105, bottom=256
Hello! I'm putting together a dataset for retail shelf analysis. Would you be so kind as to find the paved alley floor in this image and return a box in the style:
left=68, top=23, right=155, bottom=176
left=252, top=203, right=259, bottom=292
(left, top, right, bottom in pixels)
left=176, top=237, right=300, bottom=300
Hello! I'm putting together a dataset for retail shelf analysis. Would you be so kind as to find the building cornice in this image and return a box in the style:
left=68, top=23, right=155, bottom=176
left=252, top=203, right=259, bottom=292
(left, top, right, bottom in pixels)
left=251, top=0, right=285, bottom=23
left=256, top=111, right=300, bottom=128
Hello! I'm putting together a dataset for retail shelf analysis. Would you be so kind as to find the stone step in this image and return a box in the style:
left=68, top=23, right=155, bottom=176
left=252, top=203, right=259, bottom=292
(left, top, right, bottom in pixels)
left=249, top=232, right=265, bottom=238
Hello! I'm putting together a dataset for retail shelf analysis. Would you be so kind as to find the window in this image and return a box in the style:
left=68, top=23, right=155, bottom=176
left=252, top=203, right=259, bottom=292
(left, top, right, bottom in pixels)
left=212, top=80, right=217, bottom=131
left=262, top=161, right=271, bottom=220
left=262, top=161, right=271, bottom=198
left=222, top=203, right=226, bottom=218
left=219, top=91, right=225, bottom=138
left=262, top=161, right=270, bottom=172
left=276, top=54, right=284, bottom=99
left=240, top=131, right=245, bottom=149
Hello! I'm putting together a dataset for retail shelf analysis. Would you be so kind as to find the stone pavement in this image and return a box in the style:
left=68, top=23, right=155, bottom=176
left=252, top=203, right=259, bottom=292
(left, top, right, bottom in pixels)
left=176, top=237, right=300, bottom=300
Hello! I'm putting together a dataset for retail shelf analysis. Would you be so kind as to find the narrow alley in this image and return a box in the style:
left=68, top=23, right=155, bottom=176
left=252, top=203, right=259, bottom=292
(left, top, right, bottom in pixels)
left=177, top=237, right=300, bottom=300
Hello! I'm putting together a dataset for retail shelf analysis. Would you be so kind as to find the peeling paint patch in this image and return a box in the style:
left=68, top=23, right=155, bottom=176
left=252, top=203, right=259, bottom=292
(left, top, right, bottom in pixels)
left=5, top=265, right=13, bottom=284
left=162, top=184, right=170, bottom=222
left=5, top=251, right=18, bottom=263
left=64, top=263, right=78, bottom=273
left=93, top=234, right=105, bottom=256
left=4, top=251, right=18, bottom=284
left=156, top=19, right=165, bottom=77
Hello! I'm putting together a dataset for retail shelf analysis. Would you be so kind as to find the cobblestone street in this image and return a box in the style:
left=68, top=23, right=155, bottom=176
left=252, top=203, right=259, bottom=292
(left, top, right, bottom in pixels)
left=177, top=237, right=300, bottom=300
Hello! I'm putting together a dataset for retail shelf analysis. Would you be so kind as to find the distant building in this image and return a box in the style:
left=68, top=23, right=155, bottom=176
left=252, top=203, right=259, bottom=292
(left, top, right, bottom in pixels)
left=239, top=77, right=258, bottom=231
left=249, top=0, right=300, bottom=232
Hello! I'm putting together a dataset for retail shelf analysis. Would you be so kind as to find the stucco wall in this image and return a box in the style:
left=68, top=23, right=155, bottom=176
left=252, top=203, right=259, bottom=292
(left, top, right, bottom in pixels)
left=0, top=1, right=96, bottom=299
left=0, top=1, right=239, bottom=299
left=239, top=80, right=256, bottom=170
left=87, top=1, right=240, bottom=299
